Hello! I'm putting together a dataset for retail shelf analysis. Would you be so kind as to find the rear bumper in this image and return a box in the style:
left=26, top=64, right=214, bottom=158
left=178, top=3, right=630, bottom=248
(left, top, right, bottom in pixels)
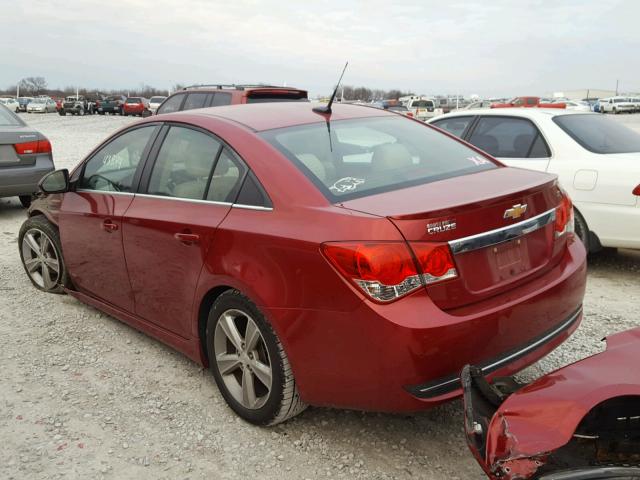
left=407, top=306, right=582, bottom=398
left=265, top=238, right=587, bottom=412
left=0, top=156, right=54, bottom=197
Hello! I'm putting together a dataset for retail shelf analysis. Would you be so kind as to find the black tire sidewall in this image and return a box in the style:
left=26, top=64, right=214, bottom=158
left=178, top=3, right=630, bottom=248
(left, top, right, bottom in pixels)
left=574, top=208, right=590, bottom=252
left=206, top=290, right=286, bottom=425
left=18, top=215, right=68, bottom=294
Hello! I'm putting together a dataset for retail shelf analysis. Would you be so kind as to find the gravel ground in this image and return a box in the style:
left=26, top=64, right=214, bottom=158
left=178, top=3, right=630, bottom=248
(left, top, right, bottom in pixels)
left=1, top=112, right=639, bottom=480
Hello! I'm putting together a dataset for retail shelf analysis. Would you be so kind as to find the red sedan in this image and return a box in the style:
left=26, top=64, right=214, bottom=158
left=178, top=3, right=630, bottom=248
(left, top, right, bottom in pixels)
left=19, top=102, right=586, bottom=425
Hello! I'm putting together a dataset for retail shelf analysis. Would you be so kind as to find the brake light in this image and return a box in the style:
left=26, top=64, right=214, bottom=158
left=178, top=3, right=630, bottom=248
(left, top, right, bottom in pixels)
left=14, top=139, right=52, bottom=155
left=633, top=184, right=640, bottom=196
left=555, top=191, right=574, bottom=237
left=406, top=112, right=414, bottom=117
left=321, top=242, right=457, bottom=302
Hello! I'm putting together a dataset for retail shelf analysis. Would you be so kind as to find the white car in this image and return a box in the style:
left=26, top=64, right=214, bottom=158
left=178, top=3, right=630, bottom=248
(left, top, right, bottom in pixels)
left=429, top=109, right=640, bottom=251
left=599, top=96, right=636, bottom=114
left=562, top=100, right=592, bottom=112
left=399, top=96, right=442, bottom=121
left=0, top=97, right=20, bottom=112
left=148, top=95, right=167, bottom=114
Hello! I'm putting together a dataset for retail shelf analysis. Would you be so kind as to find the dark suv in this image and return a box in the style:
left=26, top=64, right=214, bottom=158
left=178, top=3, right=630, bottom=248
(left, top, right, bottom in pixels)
left=156, top=84, right=308, bottom=115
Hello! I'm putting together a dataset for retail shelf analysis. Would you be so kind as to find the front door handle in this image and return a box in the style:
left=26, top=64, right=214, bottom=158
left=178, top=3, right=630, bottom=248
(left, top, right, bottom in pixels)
left=102, top=220, right=119, bottom=232
left=174, top=232, right=200, bottom=245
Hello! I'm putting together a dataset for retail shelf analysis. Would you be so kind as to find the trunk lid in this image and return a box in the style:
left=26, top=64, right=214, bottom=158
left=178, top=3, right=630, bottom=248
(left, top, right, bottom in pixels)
left=0, top=127, right=42, bottom=168
left=339, top=168, right=566, bottom=309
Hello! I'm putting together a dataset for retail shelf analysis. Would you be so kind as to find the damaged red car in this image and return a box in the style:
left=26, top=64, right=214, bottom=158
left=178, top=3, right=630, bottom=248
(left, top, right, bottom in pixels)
left=463, top=327, right=640, bottom=480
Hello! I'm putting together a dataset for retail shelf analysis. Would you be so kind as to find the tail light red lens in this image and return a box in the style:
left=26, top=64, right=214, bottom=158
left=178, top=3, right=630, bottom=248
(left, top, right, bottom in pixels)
left=14, top=139, right=52, bottom=155
left=322, top=242, right=457, bottom=302
left=633, top=184, right=640, bottom=196
left=555, top=191, right=574, bottom=237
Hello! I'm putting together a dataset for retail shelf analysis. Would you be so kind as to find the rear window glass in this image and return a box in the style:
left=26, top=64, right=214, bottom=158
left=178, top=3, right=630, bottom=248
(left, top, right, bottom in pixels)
left=553, top=114, right=640, bottom=154
left=126, top=98, right=141, bottom=103
left=0, top=106, right=22, bottom=126
left=411, top=100, right=434, bottom=108
left=149, top=96, right=165, bottom=103
left=261, top=116, right=497, bottom=201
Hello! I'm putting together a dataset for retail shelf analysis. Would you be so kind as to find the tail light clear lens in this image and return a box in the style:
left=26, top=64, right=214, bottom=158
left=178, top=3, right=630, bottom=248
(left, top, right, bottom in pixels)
left=555, top=191, right=574, bottom=237
left=14, top=139, right=52, bottom=155
left=322, top=242, right=457, bottom=303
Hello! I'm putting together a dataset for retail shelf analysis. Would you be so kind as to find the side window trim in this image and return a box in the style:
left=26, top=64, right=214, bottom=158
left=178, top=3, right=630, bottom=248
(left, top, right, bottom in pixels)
left=75, top=123, right=162, bottom=193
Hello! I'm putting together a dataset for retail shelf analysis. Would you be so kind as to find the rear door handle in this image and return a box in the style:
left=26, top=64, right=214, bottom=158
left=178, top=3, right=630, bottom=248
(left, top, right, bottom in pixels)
left=174, top=232, right=200, bottom=245
left=102, top=220, right=119, bottom=232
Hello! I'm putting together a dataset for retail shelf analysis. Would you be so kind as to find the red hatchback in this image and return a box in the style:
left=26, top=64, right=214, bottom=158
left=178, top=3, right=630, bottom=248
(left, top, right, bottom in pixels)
left=122, top=97, right=149, bottom=116
left=20, top=103, right=586, bottom=425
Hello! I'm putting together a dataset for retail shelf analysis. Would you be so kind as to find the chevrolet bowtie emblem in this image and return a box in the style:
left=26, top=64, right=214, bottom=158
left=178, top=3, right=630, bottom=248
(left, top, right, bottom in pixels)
left=504, top=204, right=527, bottom=220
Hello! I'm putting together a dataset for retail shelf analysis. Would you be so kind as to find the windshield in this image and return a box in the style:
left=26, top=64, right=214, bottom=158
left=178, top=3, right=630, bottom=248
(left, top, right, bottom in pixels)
left=0, top=106, right=22, bottom=126
left=553, top=114, right=640, bottom=154
left=32, top=98, right=46, bottom=104
left=150, top=96, right=165, bottom=103
left=247, top=92, right=308, bottom=103
left=126, top=98, right=141, bottom=103
left=261, top=116, right=497, bottom=201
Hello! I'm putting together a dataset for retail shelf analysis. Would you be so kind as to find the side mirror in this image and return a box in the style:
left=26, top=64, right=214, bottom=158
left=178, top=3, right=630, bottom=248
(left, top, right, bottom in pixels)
left=39, top=169, right=70, bottom=194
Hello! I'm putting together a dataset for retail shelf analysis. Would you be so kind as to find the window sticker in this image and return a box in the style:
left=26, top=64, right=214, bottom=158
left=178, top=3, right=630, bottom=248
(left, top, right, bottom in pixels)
left=329, top=177, right=365, bottom=193
left=467, top=155, right=491, bottom=166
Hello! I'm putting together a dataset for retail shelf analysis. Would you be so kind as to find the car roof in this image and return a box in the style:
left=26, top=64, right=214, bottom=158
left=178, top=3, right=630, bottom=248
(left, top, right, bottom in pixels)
left=179, top=85, right=306, bottom=94
left=171, top=102, right=393, bottom=132
left=433, top=107, right=595, bottom=120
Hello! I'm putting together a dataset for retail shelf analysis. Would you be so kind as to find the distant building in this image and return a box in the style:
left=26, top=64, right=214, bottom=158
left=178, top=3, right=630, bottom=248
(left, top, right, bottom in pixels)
left=550, top=89, right=616, bottom=100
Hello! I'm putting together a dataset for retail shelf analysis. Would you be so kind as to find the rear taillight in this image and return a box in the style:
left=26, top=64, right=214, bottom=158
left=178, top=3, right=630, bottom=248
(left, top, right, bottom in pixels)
left=633, top=184, right=640, bottom=196
left=14, top=139, right=52, bottom=155
left=321, top=241, right=457, bottom=302
left=406, top=112, right=414, bottom=117
left=555, top=191, right=574, bottom=237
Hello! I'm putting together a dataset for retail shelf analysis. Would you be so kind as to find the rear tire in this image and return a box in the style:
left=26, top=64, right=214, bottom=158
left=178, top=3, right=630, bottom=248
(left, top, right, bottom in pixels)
left=206, top=290, right=307, bottom=426
left=18, top=215, right=70, bottom=294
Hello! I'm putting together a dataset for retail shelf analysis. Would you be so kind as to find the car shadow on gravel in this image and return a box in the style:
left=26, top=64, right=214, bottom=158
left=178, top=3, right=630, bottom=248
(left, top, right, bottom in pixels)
left=588, top=248, right=640, bottom=274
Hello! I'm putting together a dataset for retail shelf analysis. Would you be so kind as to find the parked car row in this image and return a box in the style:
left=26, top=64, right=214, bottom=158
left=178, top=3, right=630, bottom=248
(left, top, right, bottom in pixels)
left=598, top=96, right=640, bottom=114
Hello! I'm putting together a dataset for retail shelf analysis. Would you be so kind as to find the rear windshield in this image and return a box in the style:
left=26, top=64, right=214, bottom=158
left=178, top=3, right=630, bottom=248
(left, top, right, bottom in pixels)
left=411, top=100, right=434, bottom=108
left=247, top=93, right=308, bottom=104
left=126, top=98, right=141, bottom=103
left=150, top=96, right=165, bottom=103
left=553, top=114, right=640, bottom=154
left=261, top=116, right=497, bottom=201
left=0, top=106, right=22, bottom=126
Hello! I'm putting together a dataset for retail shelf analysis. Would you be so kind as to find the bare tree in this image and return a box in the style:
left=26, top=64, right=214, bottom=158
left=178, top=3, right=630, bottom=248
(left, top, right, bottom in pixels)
left=19, top=77, right=48, bottom=96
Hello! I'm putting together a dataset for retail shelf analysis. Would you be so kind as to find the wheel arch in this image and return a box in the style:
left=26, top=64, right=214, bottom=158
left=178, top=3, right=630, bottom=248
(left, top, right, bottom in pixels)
left=573, top=205, right=602, bottom=253
left=196, top=284, right=235, bottom=366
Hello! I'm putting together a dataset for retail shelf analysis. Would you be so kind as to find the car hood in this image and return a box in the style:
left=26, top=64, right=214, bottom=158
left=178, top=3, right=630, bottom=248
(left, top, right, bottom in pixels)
left=462, top=327, right=640, bottom=480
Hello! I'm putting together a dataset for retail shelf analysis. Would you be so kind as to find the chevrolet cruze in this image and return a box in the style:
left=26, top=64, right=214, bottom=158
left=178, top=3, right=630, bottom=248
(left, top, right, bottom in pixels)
left=19, top=102, right=587, bottom=425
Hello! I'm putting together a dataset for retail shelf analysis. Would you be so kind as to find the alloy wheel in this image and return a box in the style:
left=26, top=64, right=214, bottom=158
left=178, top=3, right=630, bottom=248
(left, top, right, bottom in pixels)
left=21, top=228, right=60, bottom=290
left=214, top=309, right=273, bottom=410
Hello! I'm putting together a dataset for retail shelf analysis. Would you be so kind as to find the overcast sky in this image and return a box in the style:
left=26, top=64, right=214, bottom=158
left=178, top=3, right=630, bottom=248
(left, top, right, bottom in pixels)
left=2, top=0, right=639, bottom=97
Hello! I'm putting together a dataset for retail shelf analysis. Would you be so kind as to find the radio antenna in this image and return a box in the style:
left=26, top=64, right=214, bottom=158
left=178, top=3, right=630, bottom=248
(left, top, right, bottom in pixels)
left=313, top=62, right=348, bottom=115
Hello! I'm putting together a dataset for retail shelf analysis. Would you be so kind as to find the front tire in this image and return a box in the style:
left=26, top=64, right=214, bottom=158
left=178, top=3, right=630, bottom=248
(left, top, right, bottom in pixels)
left=18, top=215, right=70, bottom=294
left=206, top=290, right=307, bottom=425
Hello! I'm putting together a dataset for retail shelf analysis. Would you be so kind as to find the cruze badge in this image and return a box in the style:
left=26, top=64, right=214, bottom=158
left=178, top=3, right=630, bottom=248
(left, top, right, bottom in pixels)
left=427, top=219, right=457, bottom=234
left=504, top=204, right=527, bottom=220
